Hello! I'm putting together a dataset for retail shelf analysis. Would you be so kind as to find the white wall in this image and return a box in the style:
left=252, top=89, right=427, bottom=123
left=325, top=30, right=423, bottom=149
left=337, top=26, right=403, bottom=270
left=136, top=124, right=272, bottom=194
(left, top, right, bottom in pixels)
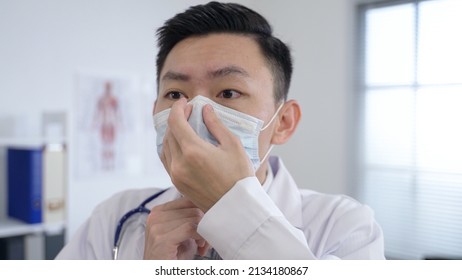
left=0, top=0, right=360, bottom=239
left=250, top=0, right=357, bottom=195
left=0, top=0, right=251, bottom=239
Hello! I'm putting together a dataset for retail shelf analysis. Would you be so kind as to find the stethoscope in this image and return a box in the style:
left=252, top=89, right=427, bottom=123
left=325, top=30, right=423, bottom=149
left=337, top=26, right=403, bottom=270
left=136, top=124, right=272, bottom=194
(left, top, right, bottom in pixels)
left=112, top=189, right=168, bottom=260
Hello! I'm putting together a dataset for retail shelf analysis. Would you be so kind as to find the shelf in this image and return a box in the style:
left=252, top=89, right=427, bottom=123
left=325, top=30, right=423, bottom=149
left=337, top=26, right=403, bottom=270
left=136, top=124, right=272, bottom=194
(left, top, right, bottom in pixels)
left=0, top=218, right=65, bottom=238
left=0, top=137, right=67, bottom=147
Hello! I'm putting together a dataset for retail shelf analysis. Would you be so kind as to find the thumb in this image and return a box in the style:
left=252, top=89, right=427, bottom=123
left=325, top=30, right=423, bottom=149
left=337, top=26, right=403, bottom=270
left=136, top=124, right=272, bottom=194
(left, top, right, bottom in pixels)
left=196, top=240, right=210, bottom=257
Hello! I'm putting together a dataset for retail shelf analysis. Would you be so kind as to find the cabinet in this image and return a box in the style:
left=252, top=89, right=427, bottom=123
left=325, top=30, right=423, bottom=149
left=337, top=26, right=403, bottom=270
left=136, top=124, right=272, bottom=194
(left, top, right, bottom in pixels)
left=0, top=218, right=65, bottom=260
left=0, top=137, right=66, bottom=259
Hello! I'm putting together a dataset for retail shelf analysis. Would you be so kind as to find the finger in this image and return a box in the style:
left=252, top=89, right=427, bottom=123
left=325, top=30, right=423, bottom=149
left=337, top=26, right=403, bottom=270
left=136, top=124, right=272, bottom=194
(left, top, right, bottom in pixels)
left=165, top=125, right=182, bottom=160
left=154, top=197, right=199, bottom=211
left=202, top=104, right=239, bottom=147
left=148, top=216, right=203, bottom=235
left=149, top=207, right=204, bottom=224
left=144, top=228, right=205, bottom=260
left=168, top=98, right=203, bottom=147
left=160, top=127, right=172, bottom=175
left=162, top=222, right=205, bottom=245
left=196, top=238, right=206, bottom=248
left=196, top=240, right=210, bottom=256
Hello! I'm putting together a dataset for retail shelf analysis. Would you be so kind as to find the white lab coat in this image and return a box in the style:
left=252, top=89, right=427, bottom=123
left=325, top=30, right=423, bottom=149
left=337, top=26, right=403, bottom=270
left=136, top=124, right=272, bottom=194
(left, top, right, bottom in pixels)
left=56, top=156, right=385, bottom=259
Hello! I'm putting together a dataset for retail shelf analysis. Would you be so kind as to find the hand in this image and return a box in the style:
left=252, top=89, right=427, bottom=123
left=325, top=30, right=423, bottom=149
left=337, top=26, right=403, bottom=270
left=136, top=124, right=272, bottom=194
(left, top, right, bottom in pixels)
left=143, top=197, right=209, bottom=260
left=161, top=98, right=254, bottom=212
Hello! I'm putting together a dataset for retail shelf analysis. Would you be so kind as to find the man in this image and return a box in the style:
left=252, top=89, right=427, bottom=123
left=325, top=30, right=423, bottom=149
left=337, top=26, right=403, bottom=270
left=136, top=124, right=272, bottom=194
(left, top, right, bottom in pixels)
left=57, top=1, right=384, bottom=260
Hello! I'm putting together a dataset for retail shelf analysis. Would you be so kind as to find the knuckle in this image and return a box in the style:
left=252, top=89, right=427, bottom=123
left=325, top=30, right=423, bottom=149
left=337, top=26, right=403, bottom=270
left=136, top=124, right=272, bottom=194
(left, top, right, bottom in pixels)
left=170, top=176, right=182, bottom=189
left=192, top=208, right=203, bottom=218
left=151, top=205, right=162, bottom=214
left=184, top=222, right=197, bottom=233
left=153, top=234, right=169, bottom=247
left=147, top=225, right=161, bottom=238
left=170, top=164, right=186, bottom=185
left=182, top=145, right=199, bottom=160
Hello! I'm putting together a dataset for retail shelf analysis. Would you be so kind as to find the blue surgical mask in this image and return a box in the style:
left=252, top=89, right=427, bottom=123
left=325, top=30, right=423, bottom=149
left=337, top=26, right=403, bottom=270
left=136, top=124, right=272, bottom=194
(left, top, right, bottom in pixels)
left=153, top=95, right=282, bottom=170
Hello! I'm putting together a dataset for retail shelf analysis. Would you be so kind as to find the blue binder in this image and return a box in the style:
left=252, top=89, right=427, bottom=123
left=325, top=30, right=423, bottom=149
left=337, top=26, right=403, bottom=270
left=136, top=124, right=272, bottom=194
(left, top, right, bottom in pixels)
left=7, top=147, right=43, bottom=224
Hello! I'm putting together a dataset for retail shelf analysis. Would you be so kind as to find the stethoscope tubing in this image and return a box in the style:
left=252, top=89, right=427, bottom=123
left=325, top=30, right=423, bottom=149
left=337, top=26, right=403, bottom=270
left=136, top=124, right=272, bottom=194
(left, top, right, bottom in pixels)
left=113, top=189, right=168, bottom=259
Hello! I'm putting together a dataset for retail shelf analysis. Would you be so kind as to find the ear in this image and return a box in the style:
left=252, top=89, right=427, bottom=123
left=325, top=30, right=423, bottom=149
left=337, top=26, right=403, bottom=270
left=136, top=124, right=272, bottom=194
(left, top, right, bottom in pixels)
left=271, top=100, right=301, bottom=145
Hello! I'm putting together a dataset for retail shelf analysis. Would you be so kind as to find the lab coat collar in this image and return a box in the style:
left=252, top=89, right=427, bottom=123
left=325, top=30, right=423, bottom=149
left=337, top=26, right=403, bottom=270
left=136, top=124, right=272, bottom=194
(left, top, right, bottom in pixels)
left=145, top=186, right=181, bottom=209
left=267, top=156, right=304, bottom=229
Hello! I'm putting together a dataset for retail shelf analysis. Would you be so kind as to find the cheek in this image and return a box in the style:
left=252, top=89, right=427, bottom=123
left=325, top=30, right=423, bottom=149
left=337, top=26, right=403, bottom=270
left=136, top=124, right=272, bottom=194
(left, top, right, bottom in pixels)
left=258, top=128, right=274, bottom=156
left=154, top=99, right=173, bottom=114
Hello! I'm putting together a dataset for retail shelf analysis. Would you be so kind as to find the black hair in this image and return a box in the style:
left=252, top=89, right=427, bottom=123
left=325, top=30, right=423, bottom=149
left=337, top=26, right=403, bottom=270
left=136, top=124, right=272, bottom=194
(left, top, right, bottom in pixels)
left=156, top=1, right=293, bottom=102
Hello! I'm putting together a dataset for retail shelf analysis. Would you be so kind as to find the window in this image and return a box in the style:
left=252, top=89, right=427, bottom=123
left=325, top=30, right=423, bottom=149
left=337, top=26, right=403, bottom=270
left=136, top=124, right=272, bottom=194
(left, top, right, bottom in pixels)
left=358, top=0, right=462, bottom=259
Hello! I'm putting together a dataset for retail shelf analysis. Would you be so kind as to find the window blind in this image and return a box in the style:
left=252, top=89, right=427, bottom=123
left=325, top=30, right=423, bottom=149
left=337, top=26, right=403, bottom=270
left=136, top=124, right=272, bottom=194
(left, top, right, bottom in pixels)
left=359, top=0, right=462, bottom=259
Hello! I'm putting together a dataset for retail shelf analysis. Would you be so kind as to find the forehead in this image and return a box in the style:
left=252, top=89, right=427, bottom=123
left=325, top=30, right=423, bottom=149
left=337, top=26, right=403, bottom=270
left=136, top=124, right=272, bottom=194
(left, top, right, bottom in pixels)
left=159, top=33, right=272, bottom=83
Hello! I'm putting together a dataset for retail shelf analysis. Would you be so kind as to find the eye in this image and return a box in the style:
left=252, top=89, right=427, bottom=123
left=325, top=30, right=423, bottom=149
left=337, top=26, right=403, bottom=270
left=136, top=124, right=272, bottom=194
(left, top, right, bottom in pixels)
left=165, top=91, right=186, bottom=100
left=218, top=89, right=241, bottom=99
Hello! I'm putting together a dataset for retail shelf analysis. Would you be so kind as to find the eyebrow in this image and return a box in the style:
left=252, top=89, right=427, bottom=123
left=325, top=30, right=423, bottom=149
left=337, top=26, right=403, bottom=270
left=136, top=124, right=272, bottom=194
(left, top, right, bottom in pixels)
left=161, top=71, right=190, bottom=82
left=161, top=65, right=249, bottom=82
left=208, top=65, right=250, bottom=79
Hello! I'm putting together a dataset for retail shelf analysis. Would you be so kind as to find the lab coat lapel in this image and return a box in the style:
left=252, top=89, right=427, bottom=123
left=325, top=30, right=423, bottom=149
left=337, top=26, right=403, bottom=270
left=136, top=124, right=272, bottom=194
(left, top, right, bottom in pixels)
left=266, top=156, right=304, bottom=229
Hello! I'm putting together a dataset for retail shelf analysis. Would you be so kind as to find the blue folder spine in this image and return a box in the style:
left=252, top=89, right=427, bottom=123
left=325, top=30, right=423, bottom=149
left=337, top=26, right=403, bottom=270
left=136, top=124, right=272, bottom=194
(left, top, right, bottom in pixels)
left=7, top=147, right=43, bottom=224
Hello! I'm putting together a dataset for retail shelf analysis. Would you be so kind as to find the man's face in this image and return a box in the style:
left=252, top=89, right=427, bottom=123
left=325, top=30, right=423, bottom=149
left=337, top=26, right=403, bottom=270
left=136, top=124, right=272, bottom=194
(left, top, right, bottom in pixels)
left=155, top=33, right=279, bottom=165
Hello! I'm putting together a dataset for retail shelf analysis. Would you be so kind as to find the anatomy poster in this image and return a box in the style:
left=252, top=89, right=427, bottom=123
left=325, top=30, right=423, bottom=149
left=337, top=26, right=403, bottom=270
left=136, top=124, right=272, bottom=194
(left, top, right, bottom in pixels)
left=73, top=74, right=164, bottom=181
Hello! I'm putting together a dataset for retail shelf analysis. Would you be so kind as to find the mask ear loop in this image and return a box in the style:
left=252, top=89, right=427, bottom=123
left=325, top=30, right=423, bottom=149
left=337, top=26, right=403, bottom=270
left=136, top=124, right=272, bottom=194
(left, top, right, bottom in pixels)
left=261, top=102, right=284, bottom=131
left=259, top=102, right=284, bottom=164
left=260, top=144, right=274, bottom=164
